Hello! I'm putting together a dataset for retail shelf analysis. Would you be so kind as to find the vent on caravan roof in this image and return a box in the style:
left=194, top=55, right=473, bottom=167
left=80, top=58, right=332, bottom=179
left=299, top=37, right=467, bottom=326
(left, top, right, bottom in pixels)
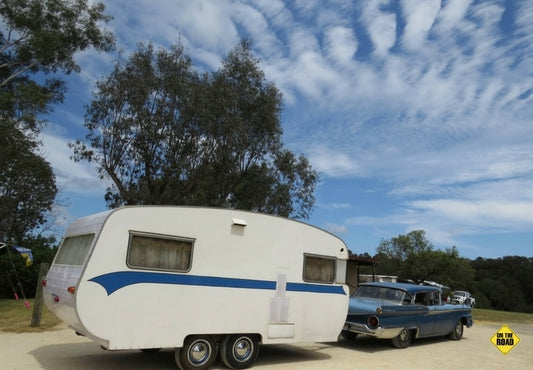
left=232, top=218, right=247, bottom=227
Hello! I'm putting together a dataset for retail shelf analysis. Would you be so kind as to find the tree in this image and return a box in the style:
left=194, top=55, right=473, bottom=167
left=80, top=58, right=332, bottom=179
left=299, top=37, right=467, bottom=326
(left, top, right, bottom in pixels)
left=72, top=40, right=318, bottom=219
left=0, top=119, right=57, bottom=242
left=1, top=0, right=114, bottom=86
left=472, top=256, right=533, bottom=312
left=376, top=230, right=433, bottom=279
left=376, top=230, right=474, bottom=289
left=0, top=0, right=114, bottom=243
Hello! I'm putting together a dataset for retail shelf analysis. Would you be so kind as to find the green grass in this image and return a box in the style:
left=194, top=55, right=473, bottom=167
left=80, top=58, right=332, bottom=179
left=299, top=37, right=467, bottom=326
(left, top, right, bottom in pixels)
left=0, top=298, right=62, bottom=332
left=472, top=308, right=533, bottom=324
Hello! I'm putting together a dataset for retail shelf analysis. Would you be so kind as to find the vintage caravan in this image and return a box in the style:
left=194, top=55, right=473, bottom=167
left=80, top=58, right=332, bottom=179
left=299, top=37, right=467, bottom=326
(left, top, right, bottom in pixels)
left=43, top=206, right=350, bottom=369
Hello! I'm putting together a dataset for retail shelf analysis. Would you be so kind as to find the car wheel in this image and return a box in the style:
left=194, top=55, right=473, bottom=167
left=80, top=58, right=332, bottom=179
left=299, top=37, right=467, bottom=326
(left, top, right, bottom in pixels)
left=220, top=334, right=259, bottom=369
left=341, top=331, right=358, bottom=341
left=448, top=321, right=463, bottom=341
left=175, top=335, right=218, bottom=370
left=392, top=329, right=412, bottom=349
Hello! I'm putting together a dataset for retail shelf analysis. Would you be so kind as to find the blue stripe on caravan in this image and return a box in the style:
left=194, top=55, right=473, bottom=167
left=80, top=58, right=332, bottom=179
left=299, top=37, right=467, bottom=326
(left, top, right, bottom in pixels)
left=89, top=271, right=346, bottom=296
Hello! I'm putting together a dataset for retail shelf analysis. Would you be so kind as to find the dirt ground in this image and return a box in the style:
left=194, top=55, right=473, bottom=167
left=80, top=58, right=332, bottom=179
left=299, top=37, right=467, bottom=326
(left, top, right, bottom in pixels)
left=1, top=322, right=531, bottom=369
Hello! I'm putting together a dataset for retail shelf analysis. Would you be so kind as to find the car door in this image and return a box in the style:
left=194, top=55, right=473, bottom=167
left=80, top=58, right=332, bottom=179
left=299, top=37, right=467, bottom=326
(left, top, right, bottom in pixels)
left=427, top=290, right=455, bottom=335
left=413, top=292, right=434, bottom=336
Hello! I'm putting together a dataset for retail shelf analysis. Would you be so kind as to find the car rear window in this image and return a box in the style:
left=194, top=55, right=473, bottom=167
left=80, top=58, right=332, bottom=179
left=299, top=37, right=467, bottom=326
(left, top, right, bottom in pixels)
left=355, top=286, right=411, bottom=304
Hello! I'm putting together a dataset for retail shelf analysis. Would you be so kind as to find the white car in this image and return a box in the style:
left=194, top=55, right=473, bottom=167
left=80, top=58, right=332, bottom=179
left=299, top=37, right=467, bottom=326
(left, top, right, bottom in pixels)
left=453, top=291, right=476, bottom=307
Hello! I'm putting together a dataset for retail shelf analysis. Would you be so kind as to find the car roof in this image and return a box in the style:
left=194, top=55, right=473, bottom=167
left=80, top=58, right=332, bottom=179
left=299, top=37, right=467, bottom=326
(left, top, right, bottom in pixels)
left=359, top=281, right=441, bottom=294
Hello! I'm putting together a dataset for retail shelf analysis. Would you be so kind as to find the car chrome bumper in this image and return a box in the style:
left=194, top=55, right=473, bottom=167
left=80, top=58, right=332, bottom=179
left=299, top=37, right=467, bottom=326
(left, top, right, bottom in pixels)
left=343, top=321, right=403, bottom=339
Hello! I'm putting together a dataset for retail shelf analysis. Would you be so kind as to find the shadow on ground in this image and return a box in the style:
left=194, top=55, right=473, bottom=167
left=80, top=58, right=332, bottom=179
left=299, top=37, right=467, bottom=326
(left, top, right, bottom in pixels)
left=29, top=332, right=481, bottom=369
left=30, top=341, right=333, bottom=370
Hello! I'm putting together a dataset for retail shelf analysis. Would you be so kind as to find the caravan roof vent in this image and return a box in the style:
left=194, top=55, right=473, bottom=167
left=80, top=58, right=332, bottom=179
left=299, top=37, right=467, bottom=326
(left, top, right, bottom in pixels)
left=232, top=218, right=247, bottom=227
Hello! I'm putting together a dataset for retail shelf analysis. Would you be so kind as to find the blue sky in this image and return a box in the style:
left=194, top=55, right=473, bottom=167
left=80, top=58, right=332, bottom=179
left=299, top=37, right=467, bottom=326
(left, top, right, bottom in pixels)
left=38, top=0, right=532, bottom=259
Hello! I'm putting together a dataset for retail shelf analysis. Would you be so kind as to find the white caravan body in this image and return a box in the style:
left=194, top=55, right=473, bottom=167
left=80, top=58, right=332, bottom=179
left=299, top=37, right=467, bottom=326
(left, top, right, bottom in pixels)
left=44, top=206, right=349, bottom=352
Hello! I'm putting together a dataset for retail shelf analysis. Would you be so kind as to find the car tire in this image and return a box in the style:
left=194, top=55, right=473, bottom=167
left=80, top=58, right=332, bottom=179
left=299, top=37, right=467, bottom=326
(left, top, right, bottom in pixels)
left=448, top=321, right=463, bottom=341
left=392, top=329, right=412, bottom=349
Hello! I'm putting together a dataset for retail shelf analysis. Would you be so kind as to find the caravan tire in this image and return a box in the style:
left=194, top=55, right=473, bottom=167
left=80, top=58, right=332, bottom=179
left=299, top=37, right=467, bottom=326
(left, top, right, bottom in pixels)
left=175, top=336, right=218, bottom=370
left=140, top=348, right=161, bottom=353
left=220, top=334, right=259, bottom=369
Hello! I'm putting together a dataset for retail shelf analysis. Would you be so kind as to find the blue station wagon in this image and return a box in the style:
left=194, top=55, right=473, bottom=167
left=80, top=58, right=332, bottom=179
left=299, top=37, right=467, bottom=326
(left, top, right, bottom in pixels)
left=342, top=282, right=473, bottom=348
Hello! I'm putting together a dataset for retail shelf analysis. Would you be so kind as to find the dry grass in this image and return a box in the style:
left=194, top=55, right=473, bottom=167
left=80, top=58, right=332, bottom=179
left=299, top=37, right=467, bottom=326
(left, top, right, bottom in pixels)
left=472, top=308, right=533, bottom=324
left=0, top=299, right=62, bottom=333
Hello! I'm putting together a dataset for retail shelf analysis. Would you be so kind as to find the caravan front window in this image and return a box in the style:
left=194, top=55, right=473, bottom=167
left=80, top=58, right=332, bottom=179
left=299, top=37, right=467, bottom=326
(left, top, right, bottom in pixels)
left=127, top=233, right=193, bottom=272
left=303, top=254, right=335, bottom=284
left=54, top=234, right=95, bottom=265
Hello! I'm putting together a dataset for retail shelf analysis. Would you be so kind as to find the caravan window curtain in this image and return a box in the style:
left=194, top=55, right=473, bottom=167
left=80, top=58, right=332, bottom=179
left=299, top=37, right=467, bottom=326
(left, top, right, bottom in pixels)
left=128, top=233, right=193, bottom=272
left=54, top=234, right=95, bottom=265
left=303, top=254, right=335, bottom=284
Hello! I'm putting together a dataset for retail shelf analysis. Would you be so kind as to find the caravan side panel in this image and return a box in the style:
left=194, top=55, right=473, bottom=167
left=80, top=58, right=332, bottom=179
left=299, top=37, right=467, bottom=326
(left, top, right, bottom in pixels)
left=56, top=207, right=349, bottom=350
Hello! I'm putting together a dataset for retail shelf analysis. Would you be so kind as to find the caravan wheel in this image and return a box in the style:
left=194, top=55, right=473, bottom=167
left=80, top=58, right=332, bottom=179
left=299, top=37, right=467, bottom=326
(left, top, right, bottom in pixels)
left=220, top=334, right=259, bottom=369
left=175, top=336, right=218, bottom=370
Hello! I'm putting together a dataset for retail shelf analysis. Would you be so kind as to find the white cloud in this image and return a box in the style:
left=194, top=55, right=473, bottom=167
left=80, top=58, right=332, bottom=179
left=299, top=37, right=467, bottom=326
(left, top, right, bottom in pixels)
left=410, top=199, right=533, bottom=230
left=309, top=145, right=361, bottom=178
left=330, top=203, right=352, bottom=209
left=39, top=131, right=108, bottom=196
left=325, top=222, right=348, bottom=235
left=434, top=0, right=473, bottom=33
left=36, top=0, right=533, bottom=258
left=324, top=26, right=358, bottom=66
left=400, top=0, right=441, bottom=51
left=360, top=0, right=397, bottom=57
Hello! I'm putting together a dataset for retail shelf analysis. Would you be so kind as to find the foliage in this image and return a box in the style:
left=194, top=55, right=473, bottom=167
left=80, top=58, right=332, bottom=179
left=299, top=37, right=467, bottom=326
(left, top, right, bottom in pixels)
left=71, top=40, right=318, bottom=219
left=0, top=0, right=114, bottom=86
left=0, top=0, right=114, bottom=243
left=376, top=230, right=475, bottom=288
left=0, top=119, right=57, bottom=242
left=0, top=235, right=57, bottom=299
left=374, top=230, right=532, bottom=313
left=472, top=256, right=533, bottom=313
left=1, top=0, right=114, bottom=131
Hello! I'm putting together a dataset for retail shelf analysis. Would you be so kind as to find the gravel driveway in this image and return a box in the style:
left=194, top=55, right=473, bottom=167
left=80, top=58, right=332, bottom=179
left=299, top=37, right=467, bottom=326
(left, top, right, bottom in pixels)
left=1, top=322, right=531, bottom=369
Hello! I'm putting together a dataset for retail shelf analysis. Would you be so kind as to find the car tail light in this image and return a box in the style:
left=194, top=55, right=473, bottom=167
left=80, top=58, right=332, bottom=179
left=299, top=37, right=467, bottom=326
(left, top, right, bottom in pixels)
left=368, top=315, right=379, bottom=328
left=42, top=279, right=47, bottom=287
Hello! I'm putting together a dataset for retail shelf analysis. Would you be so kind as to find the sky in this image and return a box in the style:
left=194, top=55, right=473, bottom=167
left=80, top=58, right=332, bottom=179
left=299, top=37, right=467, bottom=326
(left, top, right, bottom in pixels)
left=38, top=0, right=532, bottom=259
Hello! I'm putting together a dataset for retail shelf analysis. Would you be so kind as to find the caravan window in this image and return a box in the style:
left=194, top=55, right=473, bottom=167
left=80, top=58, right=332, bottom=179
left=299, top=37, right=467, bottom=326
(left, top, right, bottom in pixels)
left=303, top=254, right=335, bottom=284
left=127, top=233, right=193, bottom=272
left=54, top=234, right=95, bottom=265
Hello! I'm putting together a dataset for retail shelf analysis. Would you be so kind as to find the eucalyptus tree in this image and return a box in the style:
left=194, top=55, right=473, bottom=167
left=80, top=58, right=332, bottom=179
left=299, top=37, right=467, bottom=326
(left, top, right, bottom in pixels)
left=0, top=119, right=57, bottom=242
left=72, top=40, right=318, bottom=219
left=0, top=0, right=114, bottom=241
